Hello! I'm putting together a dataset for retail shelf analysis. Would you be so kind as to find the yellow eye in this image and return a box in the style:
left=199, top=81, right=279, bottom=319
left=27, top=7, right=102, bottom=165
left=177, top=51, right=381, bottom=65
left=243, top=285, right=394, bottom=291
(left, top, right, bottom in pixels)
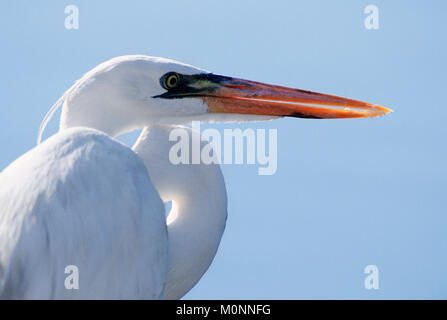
left=165, top=73, right=179, bottom=89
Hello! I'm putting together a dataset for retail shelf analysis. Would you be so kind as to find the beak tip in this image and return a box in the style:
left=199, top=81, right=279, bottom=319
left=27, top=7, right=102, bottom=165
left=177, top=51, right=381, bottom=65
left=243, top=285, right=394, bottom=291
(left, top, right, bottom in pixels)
left=371, top=104, right=393, bottom=117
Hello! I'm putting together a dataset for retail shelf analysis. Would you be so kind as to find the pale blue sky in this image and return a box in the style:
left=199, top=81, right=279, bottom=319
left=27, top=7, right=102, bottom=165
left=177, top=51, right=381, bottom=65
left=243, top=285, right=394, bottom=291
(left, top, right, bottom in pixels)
left=0, top=1, right=446, bottom=299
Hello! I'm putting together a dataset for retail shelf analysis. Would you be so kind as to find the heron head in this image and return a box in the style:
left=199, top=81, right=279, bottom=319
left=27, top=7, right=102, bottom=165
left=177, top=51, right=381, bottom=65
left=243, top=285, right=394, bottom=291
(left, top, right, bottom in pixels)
left=40, top=55, right=391, bottom=142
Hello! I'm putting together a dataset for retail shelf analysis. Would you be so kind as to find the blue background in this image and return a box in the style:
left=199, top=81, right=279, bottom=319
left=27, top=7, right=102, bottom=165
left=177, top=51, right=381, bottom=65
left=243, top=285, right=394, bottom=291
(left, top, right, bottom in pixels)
left=1, top=1, right=446, bottom=299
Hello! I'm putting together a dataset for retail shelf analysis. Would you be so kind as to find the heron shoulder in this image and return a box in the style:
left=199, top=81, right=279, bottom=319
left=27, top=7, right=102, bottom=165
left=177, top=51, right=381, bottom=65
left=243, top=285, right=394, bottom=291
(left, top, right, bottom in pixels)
left=0, top=127, right=168, bottom=299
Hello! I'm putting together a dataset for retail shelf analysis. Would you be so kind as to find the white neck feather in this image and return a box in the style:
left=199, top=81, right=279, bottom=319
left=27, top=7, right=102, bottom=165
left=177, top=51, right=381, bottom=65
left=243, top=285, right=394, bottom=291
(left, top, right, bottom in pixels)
left=132, top=125, right=227, bottom=299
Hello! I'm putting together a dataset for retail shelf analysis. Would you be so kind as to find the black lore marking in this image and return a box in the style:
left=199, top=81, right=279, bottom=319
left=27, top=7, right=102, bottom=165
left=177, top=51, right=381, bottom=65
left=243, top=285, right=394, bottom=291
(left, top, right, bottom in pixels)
left=154, top=73, right=234, bottom=99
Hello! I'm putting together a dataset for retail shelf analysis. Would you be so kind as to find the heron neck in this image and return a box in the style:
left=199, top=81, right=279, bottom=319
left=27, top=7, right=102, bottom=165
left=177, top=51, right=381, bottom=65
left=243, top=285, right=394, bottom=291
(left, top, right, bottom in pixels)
left=164, top=187, right=227, bottom=299
left=132, top=125, right=227, bottom=299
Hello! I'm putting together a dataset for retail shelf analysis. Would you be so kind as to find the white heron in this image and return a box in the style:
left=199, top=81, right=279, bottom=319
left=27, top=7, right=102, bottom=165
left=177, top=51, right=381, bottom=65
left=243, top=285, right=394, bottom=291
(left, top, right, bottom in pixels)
left=0, top=55, right=391, bottom=299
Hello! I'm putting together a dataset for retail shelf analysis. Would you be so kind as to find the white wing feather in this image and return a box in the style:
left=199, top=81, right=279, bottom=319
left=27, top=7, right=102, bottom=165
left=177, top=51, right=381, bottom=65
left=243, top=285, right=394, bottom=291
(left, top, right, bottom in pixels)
left=0, top=127, right=168, bottom=299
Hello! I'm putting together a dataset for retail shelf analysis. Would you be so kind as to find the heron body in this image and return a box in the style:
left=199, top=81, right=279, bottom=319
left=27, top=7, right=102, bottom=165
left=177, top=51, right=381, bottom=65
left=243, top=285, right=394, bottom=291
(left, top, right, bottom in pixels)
left=0, top=55, right=391, bottom=299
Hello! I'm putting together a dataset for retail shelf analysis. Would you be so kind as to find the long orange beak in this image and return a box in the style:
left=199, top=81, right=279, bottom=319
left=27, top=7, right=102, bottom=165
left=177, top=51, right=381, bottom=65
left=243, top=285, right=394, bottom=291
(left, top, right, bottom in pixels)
left=154, top=72, right=392, bottom=119
left=203, top=76, right=392, bottom=119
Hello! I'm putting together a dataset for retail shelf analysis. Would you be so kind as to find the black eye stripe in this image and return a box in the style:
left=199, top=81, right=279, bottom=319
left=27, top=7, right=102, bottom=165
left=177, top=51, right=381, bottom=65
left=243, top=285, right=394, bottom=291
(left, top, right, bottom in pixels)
left=155, top=72, right=234, bottom=99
